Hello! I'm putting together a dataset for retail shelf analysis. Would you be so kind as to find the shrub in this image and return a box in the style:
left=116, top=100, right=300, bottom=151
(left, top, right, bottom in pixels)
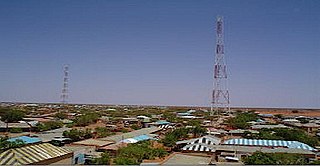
left=114, top=141, right=168, bottom=165
left=91, top=152, right=110, bottom=165
left=10, top=128, right=23, bottom=133
left=227, top=112, right=258, bottom=129
left=95, top=127, right=114, bottom=138
left=114, top=157, right=138, bottom=165
left=63, top=129, right=92, bottom=142
left=0, top=137, right=25, bottom=153
left=161, top=128, right=190, bottom=147
left=243, top=152, right=307, bottom=165
left=131, top=124, right=140, bottom=130
left=35, top=121, right=63, bottom=132
left=54, top=112, right=67, bottom=119
left=245, top=128, right=319, bottom=147
left=74, top=113, right=99, bottom=127
left=1, top=109, right=25, bottom=123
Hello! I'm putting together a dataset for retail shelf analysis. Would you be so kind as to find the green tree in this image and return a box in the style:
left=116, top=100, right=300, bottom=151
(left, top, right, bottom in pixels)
left=310, top=160, right=320, bottom=165
left=114, top=141, right=168, bottom=165
left=131, top=124, right=140, bottom=130
left=54, top=112, right=67, bottom=119
left=120, top=128, right=128, bottom=133
left=243, top=152, right=276, bottom=165
left=74, top=113, right=99, bottom=127
left=297, top=118, right=309, bottom=124
left=274, top=114, right=283, bottom=119
left=95, top=127, right=113, bottom=138
left=114, top=157, right=138, bottom=165
left=161, top=133, right=178, bottom=147
left=1, top=109, right=25, bottom=123
left=161, top=128, right=190, bottom=147
left=172, top=128, right=190, bottom=138
left=227, top=112, right=258, bottom=129
left=243, top=152, right=307, bottom=165
left=0, top=137, right=25, bottom=153
left=35, top=121, right=63, bottom=132
left=63, top=129, right=92, bottom=142
left=191, top=125, right=206, bottom=137
left=187, top=120, right=201, bottom=126
left=91, top=152, right=110, bottom=165
left=9, top=128, right=23, bottom=133
left=244, top=128, right=319, bottom=147
left=273, top=128, right=319, bottom=147
left=150, top=148, right=168, bottom=158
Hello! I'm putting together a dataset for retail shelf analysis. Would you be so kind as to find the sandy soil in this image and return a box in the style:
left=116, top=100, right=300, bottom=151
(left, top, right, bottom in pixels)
left=256, top=109, right=320, bottom=117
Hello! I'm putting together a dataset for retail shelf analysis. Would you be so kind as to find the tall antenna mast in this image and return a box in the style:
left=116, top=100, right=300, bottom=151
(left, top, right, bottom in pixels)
left=211, top=16, right=230, bottom=116
left=61, top=64, right=69, bottom=104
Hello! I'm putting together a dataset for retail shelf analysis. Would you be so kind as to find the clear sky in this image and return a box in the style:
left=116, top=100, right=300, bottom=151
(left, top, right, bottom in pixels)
left=0, top=0, right=319, bottom=108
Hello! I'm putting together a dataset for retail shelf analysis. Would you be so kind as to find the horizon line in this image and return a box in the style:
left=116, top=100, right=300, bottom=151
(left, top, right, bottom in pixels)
left=1, top=101, right=319, bottom=110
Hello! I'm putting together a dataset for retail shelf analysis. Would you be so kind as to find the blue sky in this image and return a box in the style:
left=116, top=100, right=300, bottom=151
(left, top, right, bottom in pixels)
left=0, top=0, right=319, bottom=108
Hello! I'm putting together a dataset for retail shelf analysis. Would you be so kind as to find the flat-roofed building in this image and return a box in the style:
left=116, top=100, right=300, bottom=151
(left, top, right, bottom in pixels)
left=72, top=138, right=114, bottom=148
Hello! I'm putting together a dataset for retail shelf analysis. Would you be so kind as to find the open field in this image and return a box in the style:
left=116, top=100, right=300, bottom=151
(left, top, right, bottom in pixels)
left=253, top=109, right=320, bottom=117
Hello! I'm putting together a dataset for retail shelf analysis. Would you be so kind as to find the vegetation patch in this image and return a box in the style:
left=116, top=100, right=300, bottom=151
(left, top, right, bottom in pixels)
left=35, top=121, right=63, bottom=132
left=63, top=128, right=92, bottom=142
left=243, top=151, right=307, bottom=165
left=0, top=108, right=25, bottom=123
left=74, top=113, right=99, bottom=127
left=0, top=137, right=25, bottom=153
left=227, top=112, right=258, bottom=129
left=244, top=128, right=319, bottom=147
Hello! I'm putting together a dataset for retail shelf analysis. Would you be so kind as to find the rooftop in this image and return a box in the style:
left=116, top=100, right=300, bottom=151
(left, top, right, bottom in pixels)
left=162, top=153, right=211, bottom=165
left=32, top=126, right=71, bottom=142
left=223, top=138, right=316, bottom=151
left=0, top=121, right=31, bottom=128
left=99, top=127, right=161, bottom=142
left=73, top=138, right=114, bottom=147
left=210, top=144, right=315, bottom=155
left=0, top=143, right=72, bottom=165
left=251, top=124, right=289, bottom=129
left=177, top=135, right=221, bottom=145
left=182, top=143, right=216, bottom=152
left=8, top=136, right=41, bottom=144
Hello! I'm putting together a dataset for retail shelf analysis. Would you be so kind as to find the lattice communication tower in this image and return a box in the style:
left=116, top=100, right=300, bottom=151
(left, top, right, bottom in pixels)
left=211, top=16, right=230, bottom=116
left=61, top=65, right=69, bottom=104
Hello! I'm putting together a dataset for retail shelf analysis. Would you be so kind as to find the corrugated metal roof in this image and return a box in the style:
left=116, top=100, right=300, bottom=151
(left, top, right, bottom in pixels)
left=0, top=143, right=72, bottom=165
left=251, top=124, right=289, bottom=129
left=182, top=143, right=215, bottom=152
left=208, top=144, right=315, bottom=155
left=158, top=125, right=175, bottom=129
left=223, top=138, right=316, bottom=151
left=180, top=135, right=221, bottom=152
left=8, top=136, right=41, bottom=144
left=177, top=135, right=221, bottom=145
